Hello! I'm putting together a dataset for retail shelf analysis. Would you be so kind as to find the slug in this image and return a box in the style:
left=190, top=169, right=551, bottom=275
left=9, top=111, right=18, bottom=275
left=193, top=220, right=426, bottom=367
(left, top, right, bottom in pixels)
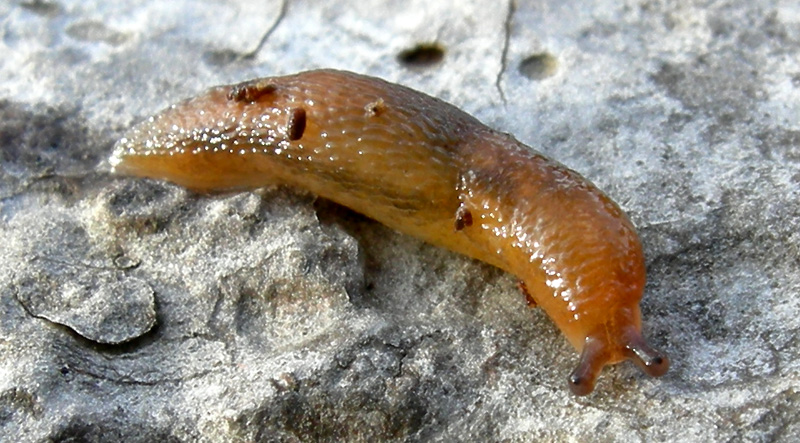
left=110, top=69, right=668, bottom=395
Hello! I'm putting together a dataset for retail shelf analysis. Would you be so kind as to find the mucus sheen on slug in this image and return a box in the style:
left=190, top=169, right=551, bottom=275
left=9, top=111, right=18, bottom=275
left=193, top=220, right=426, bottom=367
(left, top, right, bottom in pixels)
left=110, top=69, right=669, bottom=395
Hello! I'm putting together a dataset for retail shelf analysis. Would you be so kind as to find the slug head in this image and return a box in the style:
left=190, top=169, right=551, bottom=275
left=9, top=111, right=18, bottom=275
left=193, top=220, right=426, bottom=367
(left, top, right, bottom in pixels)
left=109, top=82, right=306, bottom=192
left=567, top=306, right=669, bottom=396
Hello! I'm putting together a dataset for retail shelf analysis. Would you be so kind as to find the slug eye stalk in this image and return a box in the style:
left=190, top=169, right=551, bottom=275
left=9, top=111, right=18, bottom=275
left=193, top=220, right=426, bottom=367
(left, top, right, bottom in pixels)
left=624, top=330, right=670, bottom=377
left=568, top=327, right=669, bottom=396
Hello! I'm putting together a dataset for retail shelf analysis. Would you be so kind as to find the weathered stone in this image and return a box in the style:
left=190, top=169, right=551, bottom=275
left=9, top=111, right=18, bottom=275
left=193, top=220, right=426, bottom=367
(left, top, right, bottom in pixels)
left=1, top=0, right=799, bottom=441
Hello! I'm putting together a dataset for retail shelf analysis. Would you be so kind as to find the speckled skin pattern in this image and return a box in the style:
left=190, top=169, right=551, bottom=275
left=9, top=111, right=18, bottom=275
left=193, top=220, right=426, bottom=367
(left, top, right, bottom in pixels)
left=110, top=69, right=668, bottom=395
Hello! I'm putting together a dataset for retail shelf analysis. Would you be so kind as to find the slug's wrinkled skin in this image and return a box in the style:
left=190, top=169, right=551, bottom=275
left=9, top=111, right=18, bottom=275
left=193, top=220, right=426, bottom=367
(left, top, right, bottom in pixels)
left=110, top=69, right=668, bottom=395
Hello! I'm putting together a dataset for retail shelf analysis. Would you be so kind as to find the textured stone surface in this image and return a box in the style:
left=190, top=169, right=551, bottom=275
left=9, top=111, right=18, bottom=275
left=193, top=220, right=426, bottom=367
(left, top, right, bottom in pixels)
left=1, top=0, right=799, bottom=441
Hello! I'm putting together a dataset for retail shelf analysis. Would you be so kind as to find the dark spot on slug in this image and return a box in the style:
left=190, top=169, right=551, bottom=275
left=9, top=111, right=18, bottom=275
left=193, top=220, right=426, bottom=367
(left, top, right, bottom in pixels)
left=517, top=280, right=537, bottom=307
left=397, top=43, right=445, bottom=68
left=287, top=108, right=306, bottom=141
left=365, top=98, right=386, bottom=117
left=519, top=52, right=559, bottom=80
left=454, top=205, right=473, bottom=231
left=228, top=80, right=277, bottom=102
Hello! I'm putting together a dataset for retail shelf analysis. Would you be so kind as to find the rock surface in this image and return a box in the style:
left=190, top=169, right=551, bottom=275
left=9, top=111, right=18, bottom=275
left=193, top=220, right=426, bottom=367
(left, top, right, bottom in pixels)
left=1, top=0, right=799, bottom=441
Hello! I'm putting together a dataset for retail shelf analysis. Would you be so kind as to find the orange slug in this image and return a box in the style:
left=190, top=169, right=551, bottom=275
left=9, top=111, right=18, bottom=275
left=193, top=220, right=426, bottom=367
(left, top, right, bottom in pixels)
left=110, top=69, right=668, bottom=395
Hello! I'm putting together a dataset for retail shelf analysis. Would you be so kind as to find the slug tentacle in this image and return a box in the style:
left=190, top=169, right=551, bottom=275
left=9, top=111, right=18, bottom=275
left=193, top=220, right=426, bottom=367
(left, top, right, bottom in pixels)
left=623, top=328, right=670, bottom=377
left=568, top=322, right=669, bottom=396
left=110, top=69, right=669, bottom=395
left=568, top=335, right=609, bottom=396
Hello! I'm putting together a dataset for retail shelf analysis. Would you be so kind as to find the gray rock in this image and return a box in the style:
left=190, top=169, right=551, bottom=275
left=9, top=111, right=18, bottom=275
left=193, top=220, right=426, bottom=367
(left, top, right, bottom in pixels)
left=1, top=0, right=799, bottom=441
left=11, top=210, right=155, bottom=345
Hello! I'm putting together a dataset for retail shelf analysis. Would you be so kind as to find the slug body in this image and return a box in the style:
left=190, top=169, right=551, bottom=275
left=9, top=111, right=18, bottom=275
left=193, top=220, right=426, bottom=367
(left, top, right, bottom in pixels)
left=110, top=69, right=668, bottom=395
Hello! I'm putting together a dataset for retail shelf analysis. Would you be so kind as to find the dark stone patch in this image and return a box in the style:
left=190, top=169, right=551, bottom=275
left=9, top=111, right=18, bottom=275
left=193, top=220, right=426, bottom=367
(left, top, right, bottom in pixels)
left=519, top=52, right=558, bottom=80
left=66, top=20, right=129, bottom=46
left=19, top=0, right=62, bottom=17
left=0, top=100, right=107, bottom=196
left=397, top=43, right=445, bottom=68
